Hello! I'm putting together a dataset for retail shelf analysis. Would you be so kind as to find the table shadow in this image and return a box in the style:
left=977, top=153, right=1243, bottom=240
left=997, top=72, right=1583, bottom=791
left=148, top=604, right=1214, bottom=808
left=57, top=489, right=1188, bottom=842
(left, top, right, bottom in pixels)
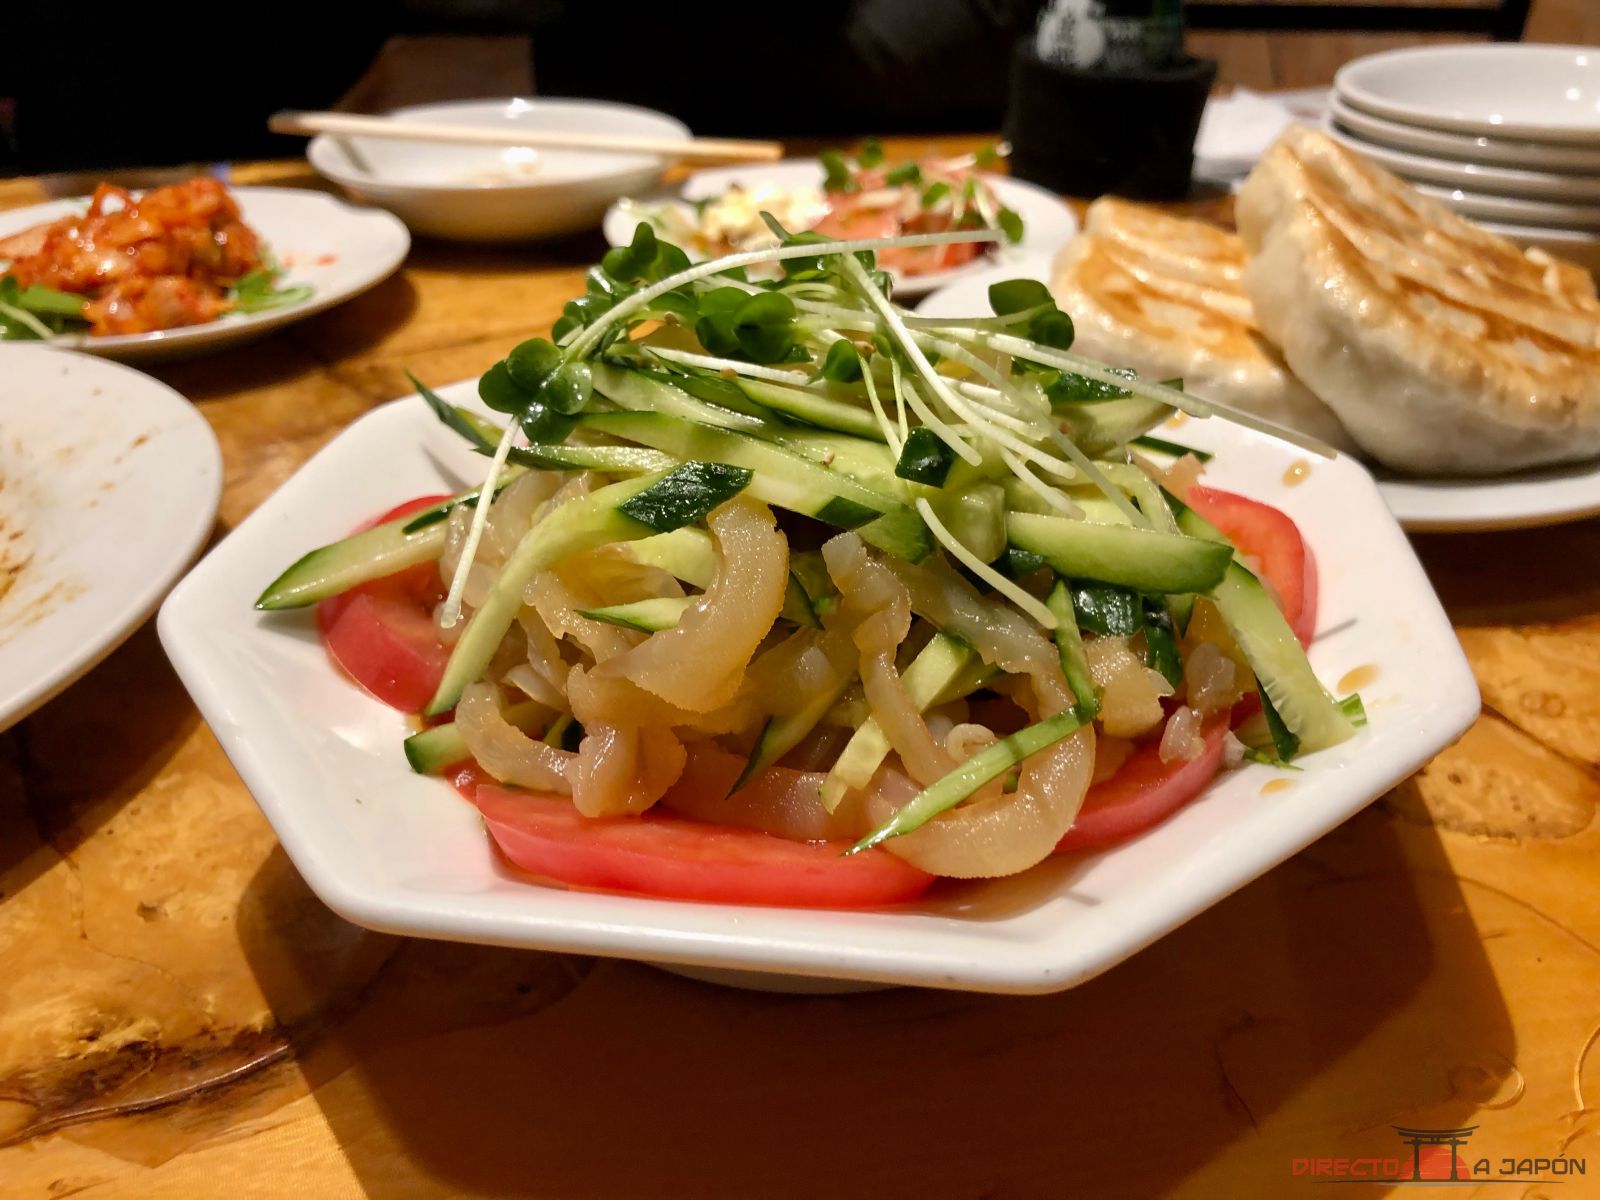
left=0, top=625, right=201, bottom=896
left=235, top=802, right=1513, bottom=1199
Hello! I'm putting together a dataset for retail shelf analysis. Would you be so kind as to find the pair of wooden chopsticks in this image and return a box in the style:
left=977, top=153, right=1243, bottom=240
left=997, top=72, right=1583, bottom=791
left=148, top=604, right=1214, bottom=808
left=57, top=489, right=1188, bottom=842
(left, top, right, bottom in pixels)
left=269, top=111, right=782, bottom=165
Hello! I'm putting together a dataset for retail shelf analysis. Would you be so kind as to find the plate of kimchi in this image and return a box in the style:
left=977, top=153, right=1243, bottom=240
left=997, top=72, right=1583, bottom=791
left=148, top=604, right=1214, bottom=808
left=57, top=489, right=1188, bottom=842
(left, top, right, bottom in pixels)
left=0, top=178, right=409, bottom=362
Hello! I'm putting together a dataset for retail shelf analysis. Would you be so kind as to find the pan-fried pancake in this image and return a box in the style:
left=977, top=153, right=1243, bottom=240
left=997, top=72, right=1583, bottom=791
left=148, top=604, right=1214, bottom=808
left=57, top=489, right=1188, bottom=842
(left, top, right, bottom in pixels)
left=1052, top=200, right=1355, bottom=449
left=1237, top=125, right=1600, bottom=475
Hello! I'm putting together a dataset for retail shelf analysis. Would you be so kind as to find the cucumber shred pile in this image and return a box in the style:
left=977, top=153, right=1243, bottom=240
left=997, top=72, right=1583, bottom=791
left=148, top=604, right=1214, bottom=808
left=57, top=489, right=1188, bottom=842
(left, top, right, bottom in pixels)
left=258, top=219, right=1361, bottom=869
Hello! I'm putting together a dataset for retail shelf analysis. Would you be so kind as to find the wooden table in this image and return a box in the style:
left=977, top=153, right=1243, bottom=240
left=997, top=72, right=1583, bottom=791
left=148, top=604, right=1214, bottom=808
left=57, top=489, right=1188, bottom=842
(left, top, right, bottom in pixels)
left=2, top=142, right=1598, bottom=1200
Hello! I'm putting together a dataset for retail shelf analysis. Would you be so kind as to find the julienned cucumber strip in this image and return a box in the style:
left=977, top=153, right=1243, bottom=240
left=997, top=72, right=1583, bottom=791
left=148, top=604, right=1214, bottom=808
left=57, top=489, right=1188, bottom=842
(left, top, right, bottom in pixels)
left=1141, top=599, right=1183, bottom=687
left=1071, top=583, right=1141, bottom=637
left=849, top=708, right=1087, bottom=853
left=1172, top=499, right=1355, bottom=756
left=580, top=409, right=930, bottom=561
left=578, top=596, right=694, bottom=633
left=426, top=465, right=749, bottom=716
left=732, top=375, right=887, bottom=441
left=617, top=527, right=818, bottom=627
left=403, top=700, right=546, bottom=774
left=1046, top=583, right=1098, bottom=715
left=731, top=669, right=855, bottom=795
left=1100, top=461, right=1194, bottom=633
left=1006, top=512, right=1233, bottom=594
left=820, top=633, right=975, bottom=811
left=617, top=461, right=751, bottom=530
left=1132, top=434, right=1213, bottom=463
left=255, top=475, right=519, bottom=610
left=591, top=362, right=771, bottom=432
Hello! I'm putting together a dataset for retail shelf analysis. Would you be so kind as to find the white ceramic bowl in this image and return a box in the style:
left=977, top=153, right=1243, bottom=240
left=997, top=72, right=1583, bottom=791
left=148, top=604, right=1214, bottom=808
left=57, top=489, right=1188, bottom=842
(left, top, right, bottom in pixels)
left=1326, top=93, right=1600, bottom=174
left=1323, top=119, right=1600, bottom=203
left=159, top=380, right=1477, bottom=994
left=1413, top=181, right=1600, bottom=232
left=1337, top=45, right=1600, bottom=145
left=308, top=99, right=689, bottom=241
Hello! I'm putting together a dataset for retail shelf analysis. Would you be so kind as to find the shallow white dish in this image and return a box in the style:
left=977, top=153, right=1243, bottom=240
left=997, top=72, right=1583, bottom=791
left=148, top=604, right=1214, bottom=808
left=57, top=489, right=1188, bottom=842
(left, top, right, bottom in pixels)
left=1337, top=45, right=1600, bottom=145
left=1412, top=181, right=1600, bottom=231
left=0, top=187, right=409, bottom=363
left=1326, top=93, right=1600, bottom=174
left=1324, top=119, right=1600, bottom=203
left=0, top=345, right=220, bottom=732
left=159, top=377, right=1475, bottom=994
left=310, top=99, right=688, bottom=241
left=921, top=263, right=1600, bottom=532
left=602, top=158, right=1076, bottom=299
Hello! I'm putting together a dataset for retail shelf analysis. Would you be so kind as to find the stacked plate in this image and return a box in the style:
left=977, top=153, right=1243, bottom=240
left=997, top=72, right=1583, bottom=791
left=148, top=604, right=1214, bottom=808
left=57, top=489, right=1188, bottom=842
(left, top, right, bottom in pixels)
left=1326, top=44, right=1600, bottom=270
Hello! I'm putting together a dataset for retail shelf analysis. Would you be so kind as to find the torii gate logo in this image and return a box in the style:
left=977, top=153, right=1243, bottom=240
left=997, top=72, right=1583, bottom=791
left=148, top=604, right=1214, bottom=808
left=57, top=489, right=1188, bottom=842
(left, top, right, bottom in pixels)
left=1291, top=1126, right=1588, bottom=1184
left=1393, top=1126, right=1476, bottom=1182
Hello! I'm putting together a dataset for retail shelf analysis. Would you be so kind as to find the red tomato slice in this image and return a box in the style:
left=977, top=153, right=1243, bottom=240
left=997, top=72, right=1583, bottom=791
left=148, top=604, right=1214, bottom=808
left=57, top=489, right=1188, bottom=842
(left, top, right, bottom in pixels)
left=1055, top=716, right=1228, bottom=853
left=1185, top=486, right=1318, bottom=646
left=471, top=782, right=935, bottom=909
left=814, top=201, right=899, bottom=243
left=317, top=495, right=452, bottom=714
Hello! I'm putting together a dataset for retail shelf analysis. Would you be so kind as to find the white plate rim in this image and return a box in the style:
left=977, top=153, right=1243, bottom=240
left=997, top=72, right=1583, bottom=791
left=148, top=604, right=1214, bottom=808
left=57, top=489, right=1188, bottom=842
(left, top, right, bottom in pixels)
left=1326, top=93, right=1600, bottom=174
left=1336, top=44, right=1600, bottom=145
left=601, top=158, right=1077, bottom=299
left=0, top=344, right=221, bottom=731
left=1410, top=180, right=1600, bottom=230
left=1323, top=117, right=1600, bottom=202
left=0, top=186, right=410, bottom=359
left=919, top=262, right=1600, bottom=533
left=158, top=375, right=1477, bottom=993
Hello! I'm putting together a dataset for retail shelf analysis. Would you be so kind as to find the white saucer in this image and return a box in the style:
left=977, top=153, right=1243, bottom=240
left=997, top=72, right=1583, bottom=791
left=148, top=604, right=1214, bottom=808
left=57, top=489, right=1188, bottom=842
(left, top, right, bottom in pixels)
left=1337, top=45, right=1600, bottom=145
left=1325, top=119, right=1600, bottom=203
left=919, top=262, right=1600, bottom=533
left=0, top=345, right=221, bottom=731
left=603, top=158, right=1077, bottom=300
left=0, top=187, right=409, bottom=363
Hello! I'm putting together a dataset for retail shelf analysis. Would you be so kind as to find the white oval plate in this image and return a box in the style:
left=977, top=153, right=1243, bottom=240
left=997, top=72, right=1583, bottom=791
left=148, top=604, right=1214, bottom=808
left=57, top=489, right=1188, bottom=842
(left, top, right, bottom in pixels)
left=0, top=345, right=220, bottom=732
left=1337, top=45, right=1600, bottom=145
left=158, top=377, right=1475, bottom=994
left=310, top=98, right=688, bottom=241
left=1412, top=181, right=1600, bottom=231
left=921, top=262, right=1600, bottom=533
left=602, top=158, right=1076, bottom=299
left=1324, top=118, right=1600, bottom=203
left=1326, top=93, right=1600, bottom=174
left=0, top=186, right=410, bottom=362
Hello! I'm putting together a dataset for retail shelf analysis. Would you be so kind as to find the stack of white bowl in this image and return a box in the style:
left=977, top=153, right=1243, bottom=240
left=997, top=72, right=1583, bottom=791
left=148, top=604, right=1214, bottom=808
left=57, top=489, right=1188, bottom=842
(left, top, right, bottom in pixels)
left=1326, top=44, right=1600, bottom=271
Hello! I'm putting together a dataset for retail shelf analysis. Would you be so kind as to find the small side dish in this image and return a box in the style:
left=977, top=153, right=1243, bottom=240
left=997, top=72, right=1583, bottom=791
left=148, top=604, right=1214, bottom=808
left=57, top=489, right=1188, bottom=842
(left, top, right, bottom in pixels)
left=0, top=178, right=310, bottom=339
left=253, top=218, right=1366, bottom=911
left=621, top=142, right=1025, bottom=279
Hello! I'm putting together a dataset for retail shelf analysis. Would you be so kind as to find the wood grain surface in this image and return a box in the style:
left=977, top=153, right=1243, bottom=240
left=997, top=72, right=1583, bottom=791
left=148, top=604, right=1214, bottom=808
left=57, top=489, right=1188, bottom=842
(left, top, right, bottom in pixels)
left=1, top=144, right=1597, bottom=1200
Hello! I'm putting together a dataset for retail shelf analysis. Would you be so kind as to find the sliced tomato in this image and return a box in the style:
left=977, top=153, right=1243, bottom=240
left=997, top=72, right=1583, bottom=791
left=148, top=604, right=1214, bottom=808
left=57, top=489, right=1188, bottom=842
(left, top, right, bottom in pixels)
left=1186, top=486, right=1318, bottom=646
left=471, top=781, right=935, bottom=909
left=813, top=200, right=899, bottom=243
left=1055, top=716, right=1228, bottom=853
left=317, top=495, right=451, bottom=714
